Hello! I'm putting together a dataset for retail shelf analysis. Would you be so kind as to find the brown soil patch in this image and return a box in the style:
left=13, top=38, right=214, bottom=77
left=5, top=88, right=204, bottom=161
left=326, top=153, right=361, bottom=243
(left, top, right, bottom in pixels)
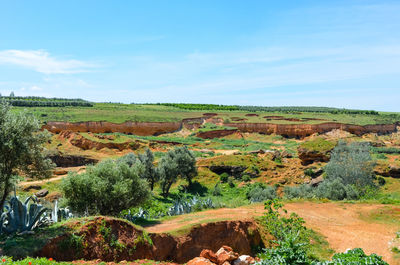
left=245, top=114, right=259, bottom=117
left=203, top=113, right=218, bottom=117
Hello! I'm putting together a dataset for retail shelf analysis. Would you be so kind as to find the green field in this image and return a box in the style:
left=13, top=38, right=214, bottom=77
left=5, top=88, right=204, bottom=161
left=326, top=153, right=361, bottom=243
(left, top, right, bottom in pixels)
left=12, top=103, right=400, bottom=125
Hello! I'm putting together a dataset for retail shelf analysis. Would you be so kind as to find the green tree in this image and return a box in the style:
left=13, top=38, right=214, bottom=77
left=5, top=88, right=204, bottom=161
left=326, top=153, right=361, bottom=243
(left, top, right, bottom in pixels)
left=9, top=92, right=14, bottom=97
left=61, top=159, right=150, bottom=215
left=0, top=100, right=54, bottom=209
left=157, top=152, right=178, bottom=197
left=138, top=148, right=158, bottom=190
left=157, top=147, right=197, bottom=197
left=171, top=146, right=197, bottom=186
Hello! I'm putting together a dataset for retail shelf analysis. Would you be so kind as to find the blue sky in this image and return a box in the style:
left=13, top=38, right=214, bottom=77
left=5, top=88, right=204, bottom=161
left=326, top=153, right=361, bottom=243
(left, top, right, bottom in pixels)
left=0, top=1, right=399, bottom=111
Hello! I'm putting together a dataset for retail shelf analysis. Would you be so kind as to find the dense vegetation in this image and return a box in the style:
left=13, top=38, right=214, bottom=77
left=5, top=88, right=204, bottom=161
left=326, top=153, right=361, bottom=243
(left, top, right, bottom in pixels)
left=160, top=103, right=379, bottom=115
left=61, top=158, right=151, bottom=215
left=0, top=100, right=54, bottom=209
left=286, top=141, right=377, bottom=200
left=0, top=96, right=93, bottom=107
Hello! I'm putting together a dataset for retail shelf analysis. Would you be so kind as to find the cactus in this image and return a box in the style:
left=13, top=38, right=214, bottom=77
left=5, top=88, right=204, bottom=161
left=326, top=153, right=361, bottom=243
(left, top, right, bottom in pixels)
left=0, top=195, right=47, bottom=234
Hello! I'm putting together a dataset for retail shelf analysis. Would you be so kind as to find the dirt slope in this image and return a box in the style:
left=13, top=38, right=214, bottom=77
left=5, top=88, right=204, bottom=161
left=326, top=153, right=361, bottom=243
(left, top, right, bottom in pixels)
left=145, top=202, right=400, bottom=264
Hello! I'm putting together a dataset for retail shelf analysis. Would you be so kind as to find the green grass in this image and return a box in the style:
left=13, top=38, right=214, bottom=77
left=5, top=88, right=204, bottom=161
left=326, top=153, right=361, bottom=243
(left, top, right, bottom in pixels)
left=299, top=138, right=337, bottom=152
left=11, top=103, right=400, bottom=125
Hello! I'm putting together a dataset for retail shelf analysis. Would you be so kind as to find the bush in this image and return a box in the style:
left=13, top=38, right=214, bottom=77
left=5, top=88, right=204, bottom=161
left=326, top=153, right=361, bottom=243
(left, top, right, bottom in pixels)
left=246, top=183, right=277, bottom=202
left=284, top=185, right=315, bottom=199
left=228, top=177, right=236, bottom=188
left=220, top=172, right=229, bottom=183
left=377, top=176, right=386, bottom=186
left=317, top=248, right=388, bottom=265
left=62, top=159, right=151, bottom=215
left=256, top=232, right=310, bottom=265
left=242, top=174, right=251, bottom=182
left=212, top=183, right=222, bottom=196
left=325, top=141, right=375, bottom=187
left=314, top=178, right=359, bottom=200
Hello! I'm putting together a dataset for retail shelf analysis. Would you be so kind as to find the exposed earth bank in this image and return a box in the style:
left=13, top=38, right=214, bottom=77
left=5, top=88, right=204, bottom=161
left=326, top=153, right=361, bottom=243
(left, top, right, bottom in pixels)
left=42, top=120, right=399, bottom=138
left=36, top=218, right=267, bottom=263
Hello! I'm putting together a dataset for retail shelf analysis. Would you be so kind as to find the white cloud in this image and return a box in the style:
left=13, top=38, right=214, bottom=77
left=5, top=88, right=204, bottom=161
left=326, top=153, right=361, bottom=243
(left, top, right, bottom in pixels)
left=0, top=50, right=97, bottom=74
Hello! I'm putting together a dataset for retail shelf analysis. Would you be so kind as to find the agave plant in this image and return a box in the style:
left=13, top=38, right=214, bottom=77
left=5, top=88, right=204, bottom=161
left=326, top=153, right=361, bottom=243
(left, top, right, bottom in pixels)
left=0, top=195, right=47, bottom=234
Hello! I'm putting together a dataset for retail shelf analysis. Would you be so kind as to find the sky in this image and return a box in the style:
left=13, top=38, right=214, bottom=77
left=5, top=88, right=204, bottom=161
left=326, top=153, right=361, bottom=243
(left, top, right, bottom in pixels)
left=0, top=1, right=399, bottom=111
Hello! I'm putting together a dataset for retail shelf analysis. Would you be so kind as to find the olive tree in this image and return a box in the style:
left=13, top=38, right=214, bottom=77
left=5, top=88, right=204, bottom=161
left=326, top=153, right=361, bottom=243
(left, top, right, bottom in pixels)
left=138, top=148, right=158, bottom=190
left=157, top=146, right=197, bottom=197
left=0, top=100, right=54, bottom=209
left=118, top=149, right=159, bottom=190
left=61, top=159, right=150, bottom=215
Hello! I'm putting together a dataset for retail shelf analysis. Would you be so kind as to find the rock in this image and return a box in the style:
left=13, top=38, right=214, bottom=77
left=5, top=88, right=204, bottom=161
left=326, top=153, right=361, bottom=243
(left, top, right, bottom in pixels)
left=22, top=185, right=42, bottom=191
left=248, top=149, right=265, bottom=154
left=310, top=176, right=324, bottom=187
left=281, top=151, right=293, bottom=158
left=46, top=191, right=62, bottom=202
left=53, top=169, right=68, bottom=175
left=187, top=257, right=217, bottom=265
left=232, top=255, right=256, bottom=265
left=35, top=189, right=49, bottom=197
left=298, top=147, right=331, bottom=166
left=216, top=246, right=239, bottom=265
left=200, top=249, right=218, bottom=264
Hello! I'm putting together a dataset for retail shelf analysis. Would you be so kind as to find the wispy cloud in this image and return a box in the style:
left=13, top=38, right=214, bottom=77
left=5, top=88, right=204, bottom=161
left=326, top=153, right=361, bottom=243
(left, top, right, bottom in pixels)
left=0, top=50, right=97, bottom=74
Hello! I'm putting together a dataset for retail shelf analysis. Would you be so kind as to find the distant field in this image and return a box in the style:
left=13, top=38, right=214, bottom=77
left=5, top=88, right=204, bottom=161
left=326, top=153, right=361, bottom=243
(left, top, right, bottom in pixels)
left=12, top=102, right=400, bottom=125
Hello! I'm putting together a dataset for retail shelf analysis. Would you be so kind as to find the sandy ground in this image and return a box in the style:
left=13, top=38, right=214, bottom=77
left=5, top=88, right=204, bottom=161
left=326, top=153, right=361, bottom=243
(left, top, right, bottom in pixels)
left=145, top=202, right=400, bottom=264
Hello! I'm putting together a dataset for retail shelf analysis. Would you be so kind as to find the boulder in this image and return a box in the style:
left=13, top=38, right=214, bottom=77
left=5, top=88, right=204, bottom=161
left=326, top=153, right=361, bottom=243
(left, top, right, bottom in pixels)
left=188, top=257, right=217, bottom=265
left=232, top=255, right=256, bottom=265
left=22, top=185, right=42, bottom=191
left=216, top=246, right=239, bottom=265
left=35, top=189, right=49, bottom=197
left=53, top=169, right=68, bottom=175
left=298, top=147, right=330, bottom=165
left=310, top=176, right=324, bottom=187
left=200, top=249, right=218, bottom=264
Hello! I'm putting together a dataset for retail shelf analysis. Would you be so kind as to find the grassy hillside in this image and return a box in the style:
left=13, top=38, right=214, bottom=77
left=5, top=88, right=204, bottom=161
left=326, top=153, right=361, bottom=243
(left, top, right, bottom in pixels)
left=10, top=102, right=400, bottom=125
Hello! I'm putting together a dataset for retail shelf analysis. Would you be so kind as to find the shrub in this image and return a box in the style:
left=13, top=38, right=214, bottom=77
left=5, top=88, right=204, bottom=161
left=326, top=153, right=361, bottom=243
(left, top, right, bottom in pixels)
left=377, top=177, right=386, bottom=186
left=314, top=178, right=359, bottom=200
left=220, top=172, right=229, bottom=183
left=62, top=159, right=150, bottom=215
left=228, top=177, right=236, bottom=188
left=256, top=232, right=310, bottom=265
left=325, top=141, right=375, bottom=188
left=242, top=174, right=251, bottom=182
left=317, top=248, right=388, bottom=265
left=212, top=183, right=222, bottom=196
left=246, top=183, right=277, bottom=202
left=284, top=185, right=315, bottom=199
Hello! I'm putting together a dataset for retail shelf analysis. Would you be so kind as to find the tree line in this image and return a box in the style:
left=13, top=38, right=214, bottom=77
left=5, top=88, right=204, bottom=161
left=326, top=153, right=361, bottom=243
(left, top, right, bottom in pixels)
left=158, top=103, right=379, bottom=115
left=0, top=95, right=93, bottom=107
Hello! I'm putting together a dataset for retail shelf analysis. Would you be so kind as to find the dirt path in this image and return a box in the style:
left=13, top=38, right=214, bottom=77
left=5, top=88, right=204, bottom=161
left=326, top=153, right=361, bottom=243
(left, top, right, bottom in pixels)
left=145, top=202, right=400, bottom=264
left=18, top=166, right=85, bottom=187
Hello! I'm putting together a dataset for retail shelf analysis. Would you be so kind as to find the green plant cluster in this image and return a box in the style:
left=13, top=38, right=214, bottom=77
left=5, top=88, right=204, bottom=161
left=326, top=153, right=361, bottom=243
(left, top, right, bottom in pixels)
left=0, top=256, right=73, bottom=265
left=371, top=146, right=400, bottom=154
left=246, top=183, right=278, bottom=203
